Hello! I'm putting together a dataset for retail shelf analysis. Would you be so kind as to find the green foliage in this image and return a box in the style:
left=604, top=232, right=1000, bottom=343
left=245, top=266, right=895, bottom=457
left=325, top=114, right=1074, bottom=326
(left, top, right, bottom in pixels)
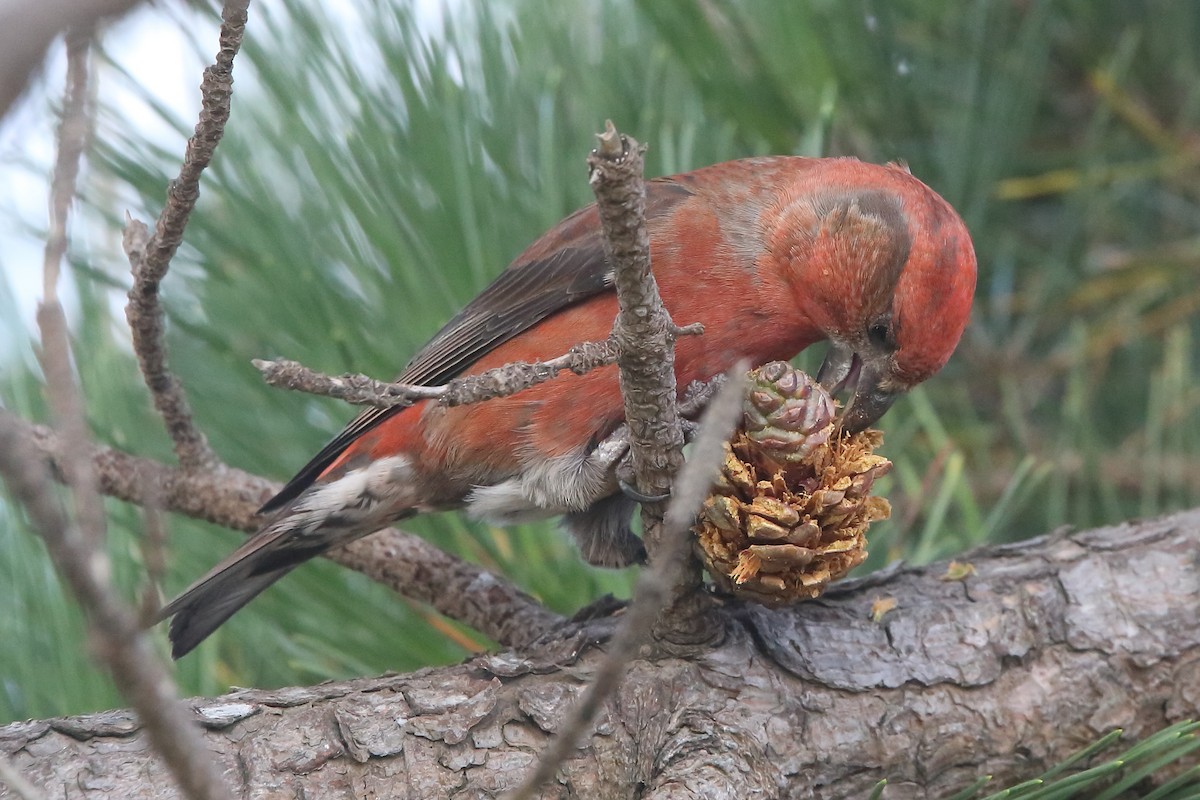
left=2, top=8, right=1199, bottom=792
left=936, top=722, right=1200, bottom=800
left=863, top=724, right=1200, bottom=798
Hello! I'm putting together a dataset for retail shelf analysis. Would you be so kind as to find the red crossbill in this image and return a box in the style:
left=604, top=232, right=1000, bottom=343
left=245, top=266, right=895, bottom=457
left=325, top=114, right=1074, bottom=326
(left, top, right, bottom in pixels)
left=160, top=156, right=976, bottom=657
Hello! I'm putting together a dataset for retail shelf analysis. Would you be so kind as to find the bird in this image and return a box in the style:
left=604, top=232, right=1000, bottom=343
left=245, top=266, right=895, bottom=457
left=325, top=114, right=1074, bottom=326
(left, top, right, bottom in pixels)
left=158, top=155, right=977, bottom=657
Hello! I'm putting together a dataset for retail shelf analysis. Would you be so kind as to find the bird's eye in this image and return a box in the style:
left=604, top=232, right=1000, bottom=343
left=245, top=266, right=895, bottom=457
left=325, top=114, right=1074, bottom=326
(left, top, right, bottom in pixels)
left=868, top=319, right=894, bottom=350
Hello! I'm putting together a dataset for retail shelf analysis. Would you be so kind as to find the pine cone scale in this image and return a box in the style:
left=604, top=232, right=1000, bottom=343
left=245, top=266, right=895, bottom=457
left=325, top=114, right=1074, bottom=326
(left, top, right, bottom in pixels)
left=694, top=362, right=892, bottom=605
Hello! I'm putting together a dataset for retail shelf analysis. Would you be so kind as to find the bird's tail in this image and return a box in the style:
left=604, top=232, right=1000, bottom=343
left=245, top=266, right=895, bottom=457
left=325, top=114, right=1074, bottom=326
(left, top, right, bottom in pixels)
left=156, top=522, right=328, bottom=658
left=158, top=453, right=422, bottom=657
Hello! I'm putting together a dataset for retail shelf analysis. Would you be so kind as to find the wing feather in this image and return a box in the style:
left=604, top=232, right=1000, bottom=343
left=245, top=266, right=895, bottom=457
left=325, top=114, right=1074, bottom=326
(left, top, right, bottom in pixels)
left=260, top=180, right=694, bottom=513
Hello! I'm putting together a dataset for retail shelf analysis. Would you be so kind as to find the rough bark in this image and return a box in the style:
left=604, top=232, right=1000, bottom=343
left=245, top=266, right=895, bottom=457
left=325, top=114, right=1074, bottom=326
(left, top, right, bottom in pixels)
left=588, top=126, right=686, bottom=564
left=3, top=509, right=1199, bottom=799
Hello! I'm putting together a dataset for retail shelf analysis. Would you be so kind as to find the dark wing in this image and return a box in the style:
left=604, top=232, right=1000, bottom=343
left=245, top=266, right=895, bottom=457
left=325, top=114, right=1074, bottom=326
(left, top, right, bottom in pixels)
left=260, top=180, right=695, bottom=514
left=397, top=225, right=612, bottom=387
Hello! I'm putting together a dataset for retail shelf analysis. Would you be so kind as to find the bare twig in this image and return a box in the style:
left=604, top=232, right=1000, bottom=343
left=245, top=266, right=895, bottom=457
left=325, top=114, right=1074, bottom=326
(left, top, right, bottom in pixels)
left=136, top=473, right=169, bottom=625
left=508, top=122, right=734, bottom=800
left=0, top=752, right=48, bottom=800
left=37, top=26, right=105, bottom=545
left=123, top=0, right=250, bottom=471
left=329, top=524, right=564, bottom=649
left=8, top=411, right=565, bottom=648
left=10, top=30, right=234, bottom=800
left=252, top=359, right=449, bottom=406
left=505, top=368, right=747, bottom=800
left=42, top=28, right=90, bottom=300
left=7, top=369, right=727, bottom=648
left=0, top=424, right=233, bottom=800
left=105, top=0, right=567, bottom=657
left=587, top=121, right=690, bottom=564
left=253, top=337, right=624, bottom=410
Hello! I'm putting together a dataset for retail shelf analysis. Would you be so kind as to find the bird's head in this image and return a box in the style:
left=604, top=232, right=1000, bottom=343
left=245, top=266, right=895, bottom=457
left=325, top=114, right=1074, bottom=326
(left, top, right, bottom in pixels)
left=776, top=167, right=976, bottom=432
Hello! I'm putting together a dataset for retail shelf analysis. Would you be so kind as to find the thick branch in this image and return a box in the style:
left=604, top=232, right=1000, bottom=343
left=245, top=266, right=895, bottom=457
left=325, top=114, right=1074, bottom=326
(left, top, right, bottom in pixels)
left=123, top=0, right=250, bottom=471
left=5, top=411, right=563, bottom=649
left=4, top=511, right=1199, bottom=798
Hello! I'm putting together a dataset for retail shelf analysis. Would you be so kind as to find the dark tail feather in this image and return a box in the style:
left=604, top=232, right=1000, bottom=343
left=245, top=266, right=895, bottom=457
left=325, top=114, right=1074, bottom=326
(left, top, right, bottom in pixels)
left=156, top=524, right=324, bottom=658
left=157, top=469, right=415, bottom=657
left=160, top=565, right=294, bottom=659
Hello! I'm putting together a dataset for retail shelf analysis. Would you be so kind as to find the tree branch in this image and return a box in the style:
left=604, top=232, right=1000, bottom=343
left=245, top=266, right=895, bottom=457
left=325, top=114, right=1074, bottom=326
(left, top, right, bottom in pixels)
left=123, top=0, right=250, bottom=471
left=0, top=422, right=231, bottom=800
left=5, top=410, right=564, bottom=649
left=7, top=28, right=233, bottom=800
left=252, top=336, right=622, bottom=410
left=37, top=26, right=104, bottom=545
left=98, top=0, right=565, bottom=653
left=505, top=125, right=736, bottom=799
left=587, top=121, right=691, bottom=565
left=4, top=511, right=1198, bottom=798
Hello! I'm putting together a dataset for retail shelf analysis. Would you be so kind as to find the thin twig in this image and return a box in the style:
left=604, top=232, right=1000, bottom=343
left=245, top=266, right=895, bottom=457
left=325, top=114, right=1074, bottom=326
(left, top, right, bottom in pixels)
left=505, top=368, right=747, bottom=800
left=587, top=120, right=689, bottom=563
left=42, top=29, right=89, bottom=300
left=508, top=122, right=731, bottom=800
left=123, top=0, right=250, bottom=471
left=253, top=337, right=626, bottom=410
left=13, top=29, right=233, bottom=800
left=0, top=424, right=233, bottom=800
left=8, top=411, right=566, bottom=648
left=37, top=26, right=106, bottom=546
left=0, top=752, right=48, bottom=800
left=137, top=470, right=168, bottom=625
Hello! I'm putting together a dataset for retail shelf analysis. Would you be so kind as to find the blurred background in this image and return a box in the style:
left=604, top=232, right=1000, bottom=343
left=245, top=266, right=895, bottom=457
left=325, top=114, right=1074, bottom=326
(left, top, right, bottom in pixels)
left=2, top=0, right=1198, bottom=722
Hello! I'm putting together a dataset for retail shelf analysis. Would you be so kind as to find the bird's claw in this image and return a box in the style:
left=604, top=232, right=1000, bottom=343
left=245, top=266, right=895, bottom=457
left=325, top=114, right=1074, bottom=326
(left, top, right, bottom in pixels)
left=619, top=479, right=671, bottom=504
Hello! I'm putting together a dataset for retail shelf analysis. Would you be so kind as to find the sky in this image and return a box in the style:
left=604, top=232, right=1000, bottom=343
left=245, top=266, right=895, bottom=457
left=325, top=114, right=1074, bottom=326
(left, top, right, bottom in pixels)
left=0, top=0, right=448, bottom=363
left=0, top=4, right=207, bottom=357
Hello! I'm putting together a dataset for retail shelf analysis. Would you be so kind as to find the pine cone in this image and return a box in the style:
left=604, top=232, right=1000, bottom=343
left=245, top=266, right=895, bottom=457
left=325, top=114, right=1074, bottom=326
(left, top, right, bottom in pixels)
left=695, top=361, right=892, bottom=605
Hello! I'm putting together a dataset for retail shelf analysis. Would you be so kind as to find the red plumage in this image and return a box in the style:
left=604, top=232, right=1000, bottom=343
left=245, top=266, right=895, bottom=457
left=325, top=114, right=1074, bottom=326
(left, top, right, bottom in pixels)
left=160, top=156, right=976, bottom=657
